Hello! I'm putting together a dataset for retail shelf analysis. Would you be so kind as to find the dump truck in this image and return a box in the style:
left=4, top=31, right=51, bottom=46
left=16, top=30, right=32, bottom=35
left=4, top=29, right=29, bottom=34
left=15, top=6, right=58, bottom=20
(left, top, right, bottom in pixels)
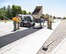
left=18, top=6, right=44, bottom=28
left=32, top=6, right=43, bottom=19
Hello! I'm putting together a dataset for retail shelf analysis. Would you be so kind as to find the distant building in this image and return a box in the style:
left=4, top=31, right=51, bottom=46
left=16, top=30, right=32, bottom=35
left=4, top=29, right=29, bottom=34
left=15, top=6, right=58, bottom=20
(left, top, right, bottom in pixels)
left=32, top=6, right=43, bottom=19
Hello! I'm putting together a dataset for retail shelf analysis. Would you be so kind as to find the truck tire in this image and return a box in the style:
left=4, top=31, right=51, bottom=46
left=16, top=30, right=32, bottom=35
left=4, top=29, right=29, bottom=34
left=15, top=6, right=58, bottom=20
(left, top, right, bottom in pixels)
left=32, top=23, right=35, bottom=26
left=27, top=23, right=31, bottom=28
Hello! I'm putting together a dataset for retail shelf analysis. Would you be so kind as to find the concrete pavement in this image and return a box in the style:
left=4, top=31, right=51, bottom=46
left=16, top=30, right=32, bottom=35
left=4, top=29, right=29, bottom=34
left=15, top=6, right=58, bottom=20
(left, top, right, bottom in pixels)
left=37, top=20, right=66, bottom=54
left=0, top=19, right=61, bottom=54
left=51, top=38, right=66, bottom=54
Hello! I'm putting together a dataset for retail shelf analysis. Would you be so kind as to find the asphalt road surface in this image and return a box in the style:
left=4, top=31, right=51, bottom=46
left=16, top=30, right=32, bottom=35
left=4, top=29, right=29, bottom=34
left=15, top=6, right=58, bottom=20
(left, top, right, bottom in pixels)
left=0, top=28, right=40, bottom=48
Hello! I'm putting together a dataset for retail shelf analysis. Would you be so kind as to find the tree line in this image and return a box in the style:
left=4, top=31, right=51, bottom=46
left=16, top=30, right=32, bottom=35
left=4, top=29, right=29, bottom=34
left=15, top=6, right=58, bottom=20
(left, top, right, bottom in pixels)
left=0, top=5, right=31, bottom=20
left=40, top=14, right=66, bottom=19
left=0, top=5, right=65, bottom=20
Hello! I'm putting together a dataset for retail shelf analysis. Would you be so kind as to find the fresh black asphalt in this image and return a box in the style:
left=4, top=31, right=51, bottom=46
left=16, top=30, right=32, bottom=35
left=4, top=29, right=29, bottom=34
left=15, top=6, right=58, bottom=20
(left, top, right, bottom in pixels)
left=0, top=28, right=40, bottom=48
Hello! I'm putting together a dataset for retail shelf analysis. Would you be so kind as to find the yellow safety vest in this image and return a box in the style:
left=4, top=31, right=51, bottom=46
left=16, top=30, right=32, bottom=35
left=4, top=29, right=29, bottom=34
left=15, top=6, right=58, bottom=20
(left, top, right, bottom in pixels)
left=12, top=17, right=19, bottom=22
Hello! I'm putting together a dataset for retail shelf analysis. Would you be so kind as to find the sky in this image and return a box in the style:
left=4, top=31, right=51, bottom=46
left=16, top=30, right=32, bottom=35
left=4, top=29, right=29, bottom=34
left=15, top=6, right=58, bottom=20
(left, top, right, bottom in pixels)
left=0, top=0, right=66, bottom=17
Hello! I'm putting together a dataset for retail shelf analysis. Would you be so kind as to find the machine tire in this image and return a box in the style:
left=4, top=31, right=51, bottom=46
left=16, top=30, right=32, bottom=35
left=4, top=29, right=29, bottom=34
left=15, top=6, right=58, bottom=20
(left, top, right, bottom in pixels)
left=20, top=22, right=24, bottom=27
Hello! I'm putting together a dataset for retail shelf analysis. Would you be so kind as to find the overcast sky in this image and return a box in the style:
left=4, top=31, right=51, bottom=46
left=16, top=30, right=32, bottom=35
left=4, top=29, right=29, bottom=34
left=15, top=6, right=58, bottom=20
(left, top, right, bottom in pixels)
left=0, top=0, right=66, bottom=17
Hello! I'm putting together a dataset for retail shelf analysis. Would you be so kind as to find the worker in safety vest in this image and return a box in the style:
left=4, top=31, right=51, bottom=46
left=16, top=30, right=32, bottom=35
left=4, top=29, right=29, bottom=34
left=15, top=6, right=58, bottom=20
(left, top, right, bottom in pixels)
left=12, top=16, right=21, bottom=31
left=47, top=16, right=52, bottom=29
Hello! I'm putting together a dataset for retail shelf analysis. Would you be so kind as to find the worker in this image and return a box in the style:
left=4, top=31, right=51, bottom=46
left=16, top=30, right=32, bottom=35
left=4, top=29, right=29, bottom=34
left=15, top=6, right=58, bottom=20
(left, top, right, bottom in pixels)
left=4, top=18, right=6, bottom=23
left=12, top=16, right=21, bottom=31
left=47, top=16, right=52, bottom=29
